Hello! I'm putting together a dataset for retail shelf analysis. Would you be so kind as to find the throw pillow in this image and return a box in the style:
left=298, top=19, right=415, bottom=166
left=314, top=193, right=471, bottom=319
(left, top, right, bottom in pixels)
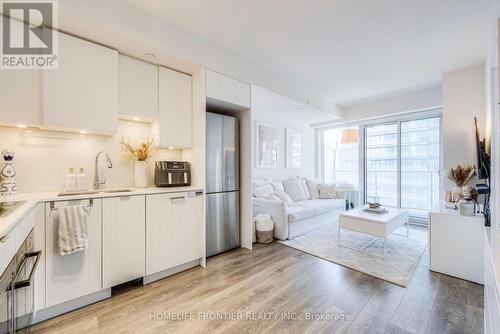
left=271, top=181, right=285, bottom=193
left=300, top=178, right=311, bottom=200
left=274, top=191, right=294, bottom=205
left=253, top=184, right=275, bottom=199
left=282, top=179, right=307, bottom=202
left=306, top=179, right=320, bottom=199
left=319, top=184, right=336, bottom=199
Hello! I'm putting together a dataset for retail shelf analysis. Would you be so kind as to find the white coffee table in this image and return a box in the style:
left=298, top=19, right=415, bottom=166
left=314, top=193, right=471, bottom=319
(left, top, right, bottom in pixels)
left=338, top=206, right=409, bottom=258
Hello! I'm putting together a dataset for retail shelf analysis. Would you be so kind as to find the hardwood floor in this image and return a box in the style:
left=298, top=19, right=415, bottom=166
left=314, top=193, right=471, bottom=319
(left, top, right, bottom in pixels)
left=31, top=242, right=484, bottom=334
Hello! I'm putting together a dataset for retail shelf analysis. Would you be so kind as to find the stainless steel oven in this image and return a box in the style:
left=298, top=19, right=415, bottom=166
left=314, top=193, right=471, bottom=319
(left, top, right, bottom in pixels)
left=0, top=230, right=41, bottom=334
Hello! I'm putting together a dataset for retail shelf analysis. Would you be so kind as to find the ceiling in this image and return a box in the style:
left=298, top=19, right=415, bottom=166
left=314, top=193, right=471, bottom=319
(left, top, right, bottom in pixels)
left=124, top=0, right=490, bottom=105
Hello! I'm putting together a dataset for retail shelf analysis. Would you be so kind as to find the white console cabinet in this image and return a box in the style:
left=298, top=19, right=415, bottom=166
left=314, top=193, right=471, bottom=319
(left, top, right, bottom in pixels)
left=429, top=208, right=485, bottom=284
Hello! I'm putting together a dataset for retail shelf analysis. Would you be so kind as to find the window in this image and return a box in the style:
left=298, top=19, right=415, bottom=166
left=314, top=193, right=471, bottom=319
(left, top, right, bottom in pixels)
left=322, top=126, right=359, bottom=187
left=319, top=111, right=442, bottom=224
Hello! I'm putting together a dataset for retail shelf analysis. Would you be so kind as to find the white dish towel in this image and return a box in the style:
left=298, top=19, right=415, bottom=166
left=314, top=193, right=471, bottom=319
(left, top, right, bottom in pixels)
left=57, top=205, right=90, bottom=256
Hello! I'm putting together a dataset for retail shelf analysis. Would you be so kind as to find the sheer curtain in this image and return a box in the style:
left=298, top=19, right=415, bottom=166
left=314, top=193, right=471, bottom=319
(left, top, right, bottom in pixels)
left=322, top=126, right=359, bottom=188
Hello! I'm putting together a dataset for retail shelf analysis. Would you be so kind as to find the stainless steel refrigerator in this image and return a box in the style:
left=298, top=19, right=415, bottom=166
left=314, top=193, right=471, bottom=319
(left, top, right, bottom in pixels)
left=206, top=112, right=240, bottom=257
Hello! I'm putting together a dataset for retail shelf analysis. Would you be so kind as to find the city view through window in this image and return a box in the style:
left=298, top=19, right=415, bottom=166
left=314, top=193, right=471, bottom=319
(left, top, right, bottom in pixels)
left=322, top=115, right=441, bottom=223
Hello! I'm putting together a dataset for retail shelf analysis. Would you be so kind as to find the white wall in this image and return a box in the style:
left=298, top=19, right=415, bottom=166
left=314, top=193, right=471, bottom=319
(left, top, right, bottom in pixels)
left=251, top=86, right=315, bottom=181
left=0, top=121, right=181, bottom=193
left=336, top=84, right=442, bottom=123
left=442, top=64, right=487, bottom=189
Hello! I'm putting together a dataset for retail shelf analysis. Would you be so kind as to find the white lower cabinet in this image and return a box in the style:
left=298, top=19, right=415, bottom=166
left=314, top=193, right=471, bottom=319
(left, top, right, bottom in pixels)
left=146, top=192, right=204, bottom=275
left=102, top=196, right=146, bottom=288
left=45, top=199, right=102, bottom=307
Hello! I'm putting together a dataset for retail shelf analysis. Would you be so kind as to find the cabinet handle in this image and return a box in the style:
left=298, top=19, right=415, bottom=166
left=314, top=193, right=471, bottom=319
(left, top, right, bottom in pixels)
left=170, top=196, right=185, bottom=201
left=0, top=235, right=8, bottom=243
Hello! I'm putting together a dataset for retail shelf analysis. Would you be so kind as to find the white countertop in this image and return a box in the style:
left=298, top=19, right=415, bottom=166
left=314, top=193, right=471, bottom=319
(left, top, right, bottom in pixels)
left=0, top=186, right=203, bottom=237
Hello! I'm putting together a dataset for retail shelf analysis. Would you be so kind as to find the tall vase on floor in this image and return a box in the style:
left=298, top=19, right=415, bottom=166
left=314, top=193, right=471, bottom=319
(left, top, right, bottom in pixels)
left=134, top=161, right=148, bottom=188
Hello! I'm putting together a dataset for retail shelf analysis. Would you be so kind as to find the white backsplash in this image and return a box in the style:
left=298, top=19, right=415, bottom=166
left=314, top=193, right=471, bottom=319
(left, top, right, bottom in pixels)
left=0, top=120, right=182, bottom=193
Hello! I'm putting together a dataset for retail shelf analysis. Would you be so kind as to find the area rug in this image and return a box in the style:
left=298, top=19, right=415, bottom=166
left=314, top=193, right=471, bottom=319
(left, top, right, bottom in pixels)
left=279, top=221, right=427, bottom=287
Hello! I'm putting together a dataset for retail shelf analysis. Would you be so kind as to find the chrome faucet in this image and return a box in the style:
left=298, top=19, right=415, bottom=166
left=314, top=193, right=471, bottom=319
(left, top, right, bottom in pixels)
left=94, top=151, right=113, bottom=190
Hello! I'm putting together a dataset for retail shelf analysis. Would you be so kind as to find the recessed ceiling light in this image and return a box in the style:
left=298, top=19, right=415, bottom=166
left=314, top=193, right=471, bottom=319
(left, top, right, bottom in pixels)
left=80, top=130, right=87, bottom=134
left=133, top=116, right=141, bottom=121
left=168, top=147, right=175, bottom=150
left=17, top=124, right=27, bottom=128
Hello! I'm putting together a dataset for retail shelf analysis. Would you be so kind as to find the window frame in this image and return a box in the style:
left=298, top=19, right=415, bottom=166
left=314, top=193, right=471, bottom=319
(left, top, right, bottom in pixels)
left=317, top=108, right=443, bottom=218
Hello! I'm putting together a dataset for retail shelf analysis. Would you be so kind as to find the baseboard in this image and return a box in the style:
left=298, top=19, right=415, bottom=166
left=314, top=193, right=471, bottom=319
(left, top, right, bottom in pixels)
left=33, top=289, right=111, bottom=324
left=143, top=259, right=201, bottom=285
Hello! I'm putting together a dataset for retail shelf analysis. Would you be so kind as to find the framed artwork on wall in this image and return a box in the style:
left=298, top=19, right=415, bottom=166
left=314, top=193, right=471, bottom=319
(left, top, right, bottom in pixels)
left=286, top=127, right=302, bottom=168
left=256, top=122, right=277, bottom=168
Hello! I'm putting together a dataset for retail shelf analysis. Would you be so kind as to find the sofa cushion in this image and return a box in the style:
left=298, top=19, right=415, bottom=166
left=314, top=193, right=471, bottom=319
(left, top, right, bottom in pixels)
left=288, top=199, right=345, bottom=222
left=319, top=184, right=336, bottom=199
left=271, top=181, right=285, bottom=193
left=274, top=191, right=294, bottom=205
left=299, top=178, right=311, bottom=200
left=282, top=179, right=307, bottom=202
left=253, top=184, right=275, bottom=199
left=306, top=179, right=321, bottom=199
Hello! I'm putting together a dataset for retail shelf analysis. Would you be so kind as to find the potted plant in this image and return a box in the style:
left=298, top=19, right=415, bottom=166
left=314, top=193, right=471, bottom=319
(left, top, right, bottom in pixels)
left=447, top=164, right=476, bottom=202
left=120, top=136, right=155, bottom=188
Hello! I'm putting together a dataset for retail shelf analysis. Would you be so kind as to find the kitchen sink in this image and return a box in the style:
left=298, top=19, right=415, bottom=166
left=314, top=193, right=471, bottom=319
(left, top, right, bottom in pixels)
left=100, top=189, right=133, bottom=193
left=58, top=191, right=99, bottom=197
left=58, top=189, right=133, bottom=197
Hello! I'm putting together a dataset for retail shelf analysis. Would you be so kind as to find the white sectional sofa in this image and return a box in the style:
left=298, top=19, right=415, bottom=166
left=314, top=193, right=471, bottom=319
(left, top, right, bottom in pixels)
left=252, top=177, right=351, bottom=240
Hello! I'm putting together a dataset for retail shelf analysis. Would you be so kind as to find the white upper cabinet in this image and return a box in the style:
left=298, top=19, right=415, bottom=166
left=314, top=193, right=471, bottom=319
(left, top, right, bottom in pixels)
left=42, top=31, right=119, bottom=134
left=206, top=69, right=251, bottom=109
left=0, top=70, right=42, bottom=126
left=154, top=66, right=192, bottom=148
left=118, top=54, right=158, bottom=121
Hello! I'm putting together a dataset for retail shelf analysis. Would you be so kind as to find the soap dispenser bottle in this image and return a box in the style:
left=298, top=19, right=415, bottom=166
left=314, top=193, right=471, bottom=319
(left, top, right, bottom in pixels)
left=65, top=168, right=77, bottom=191
left=77, top=167, right=87, bottom=191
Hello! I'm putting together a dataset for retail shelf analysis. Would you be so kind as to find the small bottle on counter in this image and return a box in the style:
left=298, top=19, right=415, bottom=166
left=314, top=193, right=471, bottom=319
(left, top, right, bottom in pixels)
left=77, top=167, right=87, bottom=190
left=65, top=168, right=77, bottom=191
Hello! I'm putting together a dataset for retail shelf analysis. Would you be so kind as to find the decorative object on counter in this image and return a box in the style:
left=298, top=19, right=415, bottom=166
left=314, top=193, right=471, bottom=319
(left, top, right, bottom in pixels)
left=367, top=202, right=381, bottom=209
left=77, top=167, right=88, bottom=191
left=120, top=136, right=155, bottom=188
left=65, top=168, right=78, bottom=192
left=255, top=214, right=274, bottom=244
left=1, top=149, right=19, bottom=208
left=458, top=187, right=478, bottom=216
left=447, top=164, right=475, bottom=202
left=444, top=190, right=452, bottom=203
left=363, top=205, right=389, bottom=215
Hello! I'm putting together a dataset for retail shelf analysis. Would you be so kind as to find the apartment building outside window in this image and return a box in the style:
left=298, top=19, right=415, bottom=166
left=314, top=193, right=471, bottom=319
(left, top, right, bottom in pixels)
left=319, top=111, right=442, bottom=224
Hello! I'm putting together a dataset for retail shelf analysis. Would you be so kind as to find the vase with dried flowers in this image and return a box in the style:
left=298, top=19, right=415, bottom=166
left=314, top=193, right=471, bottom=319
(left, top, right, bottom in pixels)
left=447, top=164, right=476, bottom=202
left=120, top=136, right=155, bottom=188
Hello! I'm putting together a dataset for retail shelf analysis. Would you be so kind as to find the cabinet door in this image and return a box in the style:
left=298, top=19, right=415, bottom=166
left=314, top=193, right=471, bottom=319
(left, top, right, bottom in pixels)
left=119, top=54, right=158, bottom=121
left=0, top=70, right=42, bottom=126
left=42, top=31, right=118, bottom=134
left=206, top=69, right=251, bottom=108
left=45, top=199, right=102, bottom=307
left=103, top=196, right=145, bottom=288
left=154, top=67, right=192, bottom=148
left=146, top=193, right=203, bottom=275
